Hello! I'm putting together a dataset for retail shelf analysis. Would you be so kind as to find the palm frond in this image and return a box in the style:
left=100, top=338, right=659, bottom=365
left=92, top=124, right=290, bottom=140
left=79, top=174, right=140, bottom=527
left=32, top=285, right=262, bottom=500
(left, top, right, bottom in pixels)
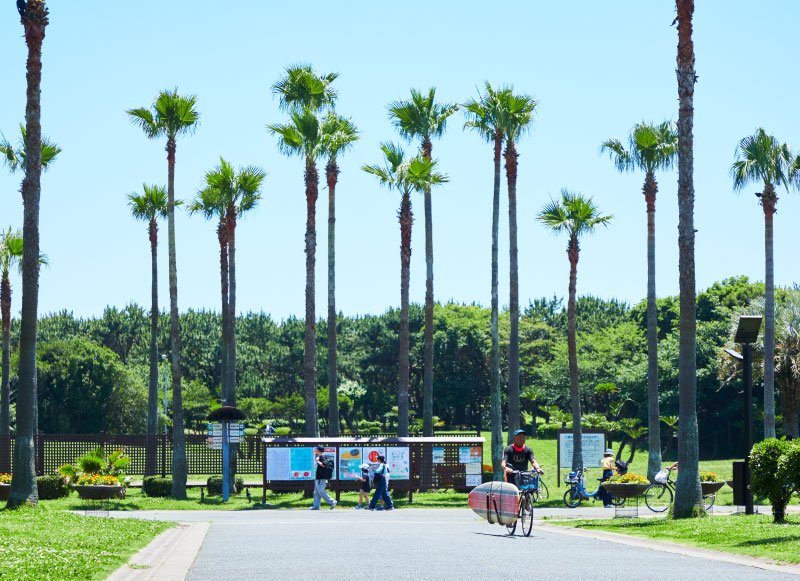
left=321, top=112, right=359, bottom=161
left=731, top=127, right=792, bottom=191
left=272, top=64, right=338, bottom=111
left=389, top=87, right=458, bottom=142
left=126, top=107, right=161, bottom=139
left=537, top=189, right=612, bottom=238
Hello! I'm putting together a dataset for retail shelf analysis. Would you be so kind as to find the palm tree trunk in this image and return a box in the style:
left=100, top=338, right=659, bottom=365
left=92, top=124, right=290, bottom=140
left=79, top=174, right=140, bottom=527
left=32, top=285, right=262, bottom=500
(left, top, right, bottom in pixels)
left=145, top=220, right=159, bottom=476
left=166, top=138, right=187, bottom=499
left=673, top=0, right=702, bottom=518
left=218, top=219, right=229, bottom=404
left=505, top=137, right=520, bottom=441
left=422, top=139, right=435, bottom=437
left=326, top=159, right=340, bottom=436
left=303, top=157, right=319, bottom=437
left=1, top=271, right=11, bottom=437
left=781, top=379, right=799, bottom=438
left=9, top=2, right=47, bottom=507
left=567, top=237, right=583, bottom=471
left=226, top=206, right=238, bottom=485
left=644, top=171, right=662, bottom=480
left=490, top=131, right=504, bottom=480
left=398, top=190, right=413, bottom=437
left=762, top=182, right=777, bottom=439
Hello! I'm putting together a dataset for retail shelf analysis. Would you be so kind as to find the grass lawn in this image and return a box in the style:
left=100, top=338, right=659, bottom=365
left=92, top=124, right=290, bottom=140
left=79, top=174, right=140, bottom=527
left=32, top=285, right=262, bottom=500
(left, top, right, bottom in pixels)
left=547, top=514, right=800, bottom=564
left=0, top=506, right=173, bottom=580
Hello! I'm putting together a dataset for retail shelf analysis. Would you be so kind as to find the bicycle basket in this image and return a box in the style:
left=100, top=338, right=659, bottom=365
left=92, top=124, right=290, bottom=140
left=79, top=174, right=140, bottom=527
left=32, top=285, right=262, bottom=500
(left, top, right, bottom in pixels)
left=565, top=471, right=578, bottom=484
left=654, top=469, right=669, bottom=484
left=518, top=472, right=536, bottom=489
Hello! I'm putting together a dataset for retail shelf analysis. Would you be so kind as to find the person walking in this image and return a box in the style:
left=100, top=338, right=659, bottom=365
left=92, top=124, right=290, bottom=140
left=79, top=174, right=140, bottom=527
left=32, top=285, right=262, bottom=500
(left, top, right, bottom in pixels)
left=355, top=462, right=371, bottom=509
left=368, top=454, right=394, bottom=511
left=310, top=446, right=337, bottom=510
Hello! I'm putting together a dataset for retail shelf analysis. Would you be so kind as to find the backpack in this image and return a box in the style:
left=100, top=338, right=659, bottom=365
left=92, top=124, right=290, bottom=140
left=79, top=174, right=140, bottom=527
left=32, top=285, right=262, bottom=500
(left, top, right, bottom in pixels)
left=319, top=456, right=334, bottom=480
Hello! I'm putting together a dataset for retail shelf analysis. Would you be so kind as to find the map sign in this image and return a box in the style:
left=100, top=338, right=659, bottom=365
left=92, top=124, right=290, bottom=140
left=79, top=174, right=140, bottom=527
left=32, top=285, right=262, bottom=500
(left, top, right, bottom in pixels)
left=558, top=433, right=606, bottom=468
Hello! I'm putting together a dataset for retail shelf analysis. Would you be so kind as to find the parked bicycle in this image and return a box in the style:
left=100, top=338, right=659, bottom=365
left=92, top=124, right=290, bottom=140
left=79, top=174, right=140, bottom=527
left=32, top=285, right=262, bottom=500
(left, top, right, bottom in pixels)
left=506, top=470, right=537, bottom=536
left=644, top=467, right=716, bottom=512
left=563, top=468, right=624, bottom=508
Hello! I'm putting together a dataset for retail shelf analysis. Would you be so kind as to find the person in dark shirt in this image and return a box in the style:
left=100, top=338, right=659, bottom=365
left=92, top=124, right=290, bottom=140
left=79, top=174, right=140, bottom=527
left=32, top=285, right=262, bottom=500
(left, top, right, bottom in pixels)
left=502, top=429, right=543, bottom=486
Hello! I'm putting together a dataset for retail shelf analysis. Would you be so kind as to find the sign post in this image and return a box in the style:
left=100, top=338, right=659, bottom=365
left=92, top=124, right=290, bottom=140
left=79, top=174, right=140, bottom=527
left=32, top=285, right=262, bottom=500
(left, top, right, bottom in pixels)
left=556, top=429, right=606, bottom=487
left=207, top=406, right=245, bottom=503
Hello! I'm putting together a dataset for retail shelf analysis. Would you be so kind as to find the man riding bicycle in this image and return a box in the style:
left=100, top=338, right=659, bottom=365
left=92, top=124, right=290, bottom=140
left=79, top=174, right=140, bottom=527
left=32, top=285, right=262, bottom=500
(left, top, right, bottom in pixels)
left=502, top=429, right=543, bottom=487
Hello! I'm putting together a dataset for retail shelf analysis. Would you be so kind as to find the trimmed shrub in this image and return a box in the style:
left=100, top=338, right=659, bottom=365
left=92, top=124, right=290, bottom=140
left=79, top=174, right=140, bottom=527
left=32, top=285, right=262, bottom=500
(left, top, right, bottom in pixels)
left=367, top=426, right=382, bottom=435
left=36, top=475, right=69, bottom=500
left=274, top=427, right=291, bottom=436
left=207, top=475, right=244, bottom=496
left=750, top=438, right=793, bottom=523
left=142, top=476, right=173, bottom=498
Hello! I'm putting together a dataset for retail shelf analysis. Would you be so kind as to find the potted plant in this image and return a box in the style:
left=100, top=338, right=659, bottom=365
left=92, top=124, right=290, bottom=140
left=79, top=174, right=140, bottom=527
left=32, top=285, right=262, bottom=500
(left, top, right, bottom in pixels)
left=601, top=472, right=650, bottom=498
left=699, top=470, right=725, bottom=496
left=0, top=473, right=10, bottom=501
left=58, top=447, right=131, bottom=500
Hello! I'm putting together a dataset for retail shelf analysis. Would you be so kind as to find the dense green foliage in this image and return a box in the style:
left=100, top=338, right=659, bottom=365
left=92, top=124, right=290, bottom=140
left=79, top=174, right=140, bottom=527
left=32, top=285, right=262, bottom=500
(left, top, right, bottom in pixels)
left=206, top=475, right=244, bottom=496
left=3, top=276, right=792, bottom=457
left=142, top=476, right=173, bottom=497
left=749, top=438, right=798, bottom=522
left=35, top=474, right=69, bottom=500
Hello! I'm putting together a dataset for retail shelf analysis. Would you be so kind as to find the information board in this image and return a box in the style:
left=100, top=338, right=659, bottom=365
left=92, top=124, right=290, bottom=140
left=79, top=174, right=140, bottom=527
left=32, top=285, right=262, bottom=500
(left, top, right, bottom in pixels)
left=432, top=447, right=445, bottom=464
left=386, top=447, right=410, bottom=480
left=558, top=432, right=606, bottom=468
left=338, top=447, right=364, bottom=480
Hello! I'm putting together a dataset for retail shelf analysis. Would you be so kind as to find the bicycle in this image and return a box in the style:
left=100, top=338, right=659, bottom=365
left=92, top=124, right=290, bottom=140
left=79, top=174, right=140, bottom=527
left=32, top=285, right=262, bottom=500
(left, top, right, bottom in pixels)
left=562, top=469, right=624, bottom=508
left=644, top=467, right=716, bottom=512
left=506, top=470, right=537, bottom=536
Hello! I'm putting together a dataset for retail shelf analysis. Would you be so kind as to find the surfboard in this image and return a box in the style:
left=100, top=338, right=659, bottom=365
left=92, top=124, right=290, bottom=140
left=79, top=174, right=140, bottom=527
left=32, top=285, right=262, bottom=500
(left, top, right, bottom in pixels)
left=467, top=481, right=519, bottom=526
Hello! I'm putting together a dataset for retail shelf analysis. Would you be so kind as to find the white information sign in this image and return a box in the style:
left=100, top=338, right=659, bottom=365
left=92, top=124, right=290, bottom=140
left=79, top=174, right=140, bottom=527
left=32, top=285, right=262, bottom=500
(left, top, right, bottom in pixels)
left=558, top=432, right=606, bottom=468
left=386, top=447, right=410, bottom=480
left=465, top=474, right=482, bottom=487
left=266, top=448, right=291, bottom=480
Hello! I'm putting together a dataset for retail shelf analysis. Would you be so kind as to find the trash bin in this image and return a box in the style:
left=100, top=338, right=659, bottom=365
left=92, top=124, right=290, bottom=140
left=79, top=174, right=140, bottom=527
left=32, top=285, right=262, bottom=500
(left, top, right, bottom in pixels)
left=732, top=460, right=746, bottom=506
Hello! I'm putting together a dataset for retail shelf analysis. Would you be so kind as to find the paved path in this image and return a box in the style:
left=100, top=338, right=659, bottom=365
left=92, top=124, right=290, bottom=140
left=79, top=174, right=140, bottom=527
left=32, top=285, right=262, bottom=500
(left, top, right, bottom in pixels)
left=108, top=508, right=799, bottom=580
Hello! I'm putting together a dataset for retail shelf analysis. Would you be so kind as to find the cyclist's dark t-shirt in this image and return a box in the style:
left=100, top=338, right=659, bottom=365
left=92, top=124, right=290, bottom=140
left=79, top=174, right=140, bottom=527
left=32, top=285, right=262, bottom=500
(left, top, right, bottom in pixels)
left=503, top=444, right=535, bottom=471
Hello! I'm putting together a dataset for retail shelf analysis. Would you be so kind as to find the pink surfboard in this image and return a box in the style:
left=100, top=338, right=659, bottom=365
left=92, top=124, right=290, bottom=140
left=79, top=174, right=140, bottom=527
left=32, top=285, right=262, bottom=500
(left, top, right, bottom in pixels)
left=468, top=481, right=519, bottom=526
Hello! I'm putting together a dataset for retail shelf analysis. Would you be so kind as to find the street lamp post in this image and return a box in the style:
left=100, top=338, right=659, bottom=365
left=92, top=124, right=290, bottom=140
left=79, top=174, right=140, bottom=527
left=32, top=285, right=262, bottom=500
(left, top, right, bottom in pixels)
left=724, top=315, right=761, bottom=516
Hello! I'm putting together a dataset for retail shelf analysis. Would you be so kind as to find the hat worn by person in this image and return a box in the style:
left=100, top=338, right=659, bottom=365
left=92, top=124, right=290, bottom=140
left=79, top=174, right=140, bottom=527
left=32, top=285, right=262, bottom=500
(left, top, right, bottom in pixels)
left=604, top=448, right=613, bottom=455
left=359, top=463, right=370, bottom=470
left=512, top=429, right=526, bottom=437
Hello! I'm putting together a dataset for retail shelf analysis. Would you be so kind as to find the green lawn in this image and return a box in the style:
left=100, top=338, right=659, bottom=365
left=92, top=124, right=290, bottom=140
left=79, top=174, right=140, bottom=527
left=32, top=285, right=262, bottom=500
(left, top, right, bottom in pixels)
left=0, top=506, right=172, bottom=580
left=547, top=514, right=800, bottom=564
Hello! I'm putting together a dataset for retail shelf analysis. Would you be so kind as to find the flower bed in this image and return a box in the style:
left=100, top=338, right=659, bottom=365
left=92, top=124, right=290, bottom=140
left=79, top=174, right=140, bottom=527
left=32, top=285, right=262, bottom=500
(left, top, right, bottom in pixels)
left=0, top=473, right=10, bottom=500
left=73, top=484, right=125, bottom=500
left=600, top=482, right=650, bottom=498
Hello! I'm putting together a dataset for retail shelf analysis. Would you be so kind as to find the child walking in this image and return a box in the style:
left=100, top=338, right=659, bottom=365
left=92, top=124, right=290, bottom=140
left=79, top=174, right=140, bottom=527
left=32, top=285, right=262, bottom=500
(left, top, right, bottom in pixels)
left=355, top=463, right=371, bottom=509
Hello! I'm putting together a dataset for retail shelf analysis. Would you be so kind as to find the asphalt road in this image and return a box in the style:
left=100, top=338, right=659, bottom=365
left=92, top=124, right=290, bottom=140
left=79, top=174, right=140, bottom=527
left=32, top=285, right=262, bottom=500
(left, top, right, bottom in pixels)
left=137, top=509, right=796, bottom=581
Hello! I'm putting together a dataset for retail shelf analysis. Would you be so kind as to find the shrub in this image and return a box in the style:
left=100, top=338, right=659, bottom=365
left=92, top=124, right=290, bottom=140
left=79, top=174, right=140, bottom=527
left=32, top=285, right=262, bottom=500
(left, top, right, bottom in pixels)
left=142, top=476, right=173, bottom=498
left=750, top=438, right=793, bottom=523
left=206, top=475, right=244, bottom=496
left=777, top=441, right=800, bottom=499
left=536, top=423, right=563, bottom=439
left=36, top=474, right=69, bottom=500
left=367, top=426, right=382, bottom=435
left=58, top=447, right=131, bottom=486
left=274, top=427, right=291, bottom=436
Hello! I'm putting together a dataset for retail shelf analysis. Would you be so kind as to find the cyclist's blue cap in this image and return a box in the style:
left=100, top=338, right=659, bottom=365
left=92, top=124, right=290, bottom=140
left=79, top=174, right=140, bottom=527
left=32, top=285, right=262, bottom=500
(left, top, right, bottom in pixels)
left=512, top=429, right=526, bottom=436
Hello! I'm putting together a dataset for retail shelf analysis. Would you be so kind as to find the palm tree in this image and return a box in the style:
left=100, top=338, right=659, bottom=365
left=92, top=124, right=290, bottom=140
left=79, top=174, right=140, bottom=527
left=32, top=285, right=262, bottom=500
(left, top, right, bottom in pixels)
left=673, top=0, right=702, bottom=518
left=320, top=113, right=358, bottom=436
left=601, top=121, right=678, bottom=480
left=128, top=185, right=169, bottom=475
left=268, top=108, right=326, bottom=437
left=388, top=88, right=458, bottom=437
left=0, top=229, right=22, bottom=437
left=6, top=0, right=49, bottom=508
left=731, top=128, right=793, bottom=440
left=363, top=144, right=447, bottom=437
left=463, top=82, right=511, bottom=479
left=538, top=190, right=611, bottom=471
left=501, top=91, right=536, bottom=441
left=1, top=124, right=62, bottom=191
left=128, top=89, right=199, bottom=499
left=272, top=64, right=337, bottom=112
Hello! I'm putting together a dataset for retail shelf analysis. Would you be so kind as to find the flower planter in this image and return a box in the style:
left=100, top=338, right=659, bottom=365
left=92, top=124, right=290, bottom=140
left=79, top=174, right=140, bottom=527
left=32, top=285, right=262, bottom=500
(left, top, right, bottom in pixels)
left=600, top=482, right=650, bottom=498
left=0, top=483, right=9, bottom=501
left=701, top=481, right=725, bottom=496
left=726, top=479, right=734, bottom=489
left=74, top=485, right=125, bottom=500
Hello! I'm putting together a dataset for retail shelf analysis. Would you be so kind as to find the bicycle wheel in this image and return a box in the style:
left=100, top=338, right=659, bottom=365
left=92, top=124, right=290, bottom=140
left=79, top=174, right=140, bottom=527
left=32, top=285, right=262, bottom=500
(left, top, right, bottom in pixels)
left=520, top=492, right=534, bottom=537
left=703, top=494, right=716, bottom=511
left=610, top=494, right=626, bottom=507
left=506, top=496, right=520, bottom=535
left=538, top=479, right=549, bottom=501
left=644, top=484, right=673, bottom=513
left=563, top=487, right=582, bottom=508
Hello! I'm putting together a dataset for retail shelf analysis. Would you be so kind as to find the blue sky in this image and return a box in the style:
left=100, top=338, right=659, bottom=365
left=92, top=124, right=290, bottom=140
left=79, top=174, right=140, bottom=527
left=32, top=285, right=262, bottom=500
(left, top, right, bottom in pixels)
left=0, top=1, right=798, bottom=320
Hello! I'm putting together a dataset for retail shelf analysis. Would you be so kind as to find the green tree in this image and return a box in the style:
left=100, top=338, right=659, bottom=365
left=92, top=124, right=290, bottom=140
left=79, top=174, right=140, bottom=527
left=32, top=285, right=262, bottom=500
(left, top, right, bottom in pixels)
left=731, top=127, right=794, bottom=439
left=127, top=89, right=200, bottom=499
left=321, top=113, right=358, bottom=436
left=463, top=82, right=512, bottom=478
left=7, top=0, right=50, bottom=508
left=0, top=229, right=23, bottom=436
left=673, top=0, right=702, bottom=518
left=538, top=190, right=611, bottom=470
left=601, top=121, right=678, bottom=480
left=363, top=144, right=447, bottom=436
left=388, top=88, right=458, bottom=437
left=127, top=186, right=168, bottom=446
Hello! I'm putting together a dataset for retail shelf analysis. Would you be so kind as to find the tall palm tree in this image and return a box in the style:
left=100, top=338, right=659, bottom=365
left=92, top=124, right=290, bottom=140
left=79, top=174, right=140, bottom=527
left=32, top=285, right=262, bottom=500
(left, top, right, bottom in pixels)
left=0, top=229, right=22, bottom=438
left=673, top=0, right=702, bottom=518
left=601, top=121, right=678, bottom=480
left=128, top=89, right=199, bottom=499
left=501, top=91, right=536, bottom=441
left=1, top=124, right=62, bottom=190
left=128, top=185, right=169, bottom=475
left=272, top=64, right=337, bottom=112
left=7, top=0, right=49, bottom=508
left=731, top=128, right=793, bottom=439
left=320, top=113, right=358, bottom=436
left=363, top=144, right=447, bottom=437
left=538, top=190, right=611, bottom=471
left=388, top=88, right=458, bottom=437
left=463, top=82, right=511, bottom=479
left=268, top=108, right=326, bottom=437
